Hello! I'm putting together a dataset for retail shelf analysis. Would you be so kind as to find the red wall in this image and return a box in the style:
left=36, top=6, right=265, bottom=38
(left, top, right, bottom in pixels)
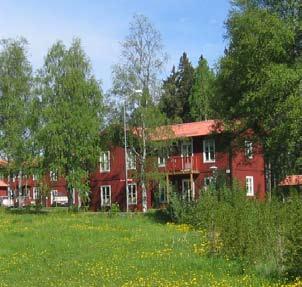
left=231, top=143, right=266, bottom=199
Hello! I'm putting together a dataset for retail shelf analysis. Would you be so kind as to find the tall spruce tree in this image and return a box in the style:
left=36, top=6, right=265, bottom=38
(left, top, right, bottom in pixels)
left=159, top=66, right=180, bottom=121
left=189, top=55, right=215, bottom=121
left=37, top=39, right=103, bottom=205
left=160, top=52, right=194, bottom=123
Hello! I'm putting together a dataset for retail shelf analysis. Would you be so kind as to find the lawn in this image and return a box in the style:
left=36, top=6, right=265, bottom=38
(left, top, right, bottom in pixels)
left=0, top=209, right=282, bottom=287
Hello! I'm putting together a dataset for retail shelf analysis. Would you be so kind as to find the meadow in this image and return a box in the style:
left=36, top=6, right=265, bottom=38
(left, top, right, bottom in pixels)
left=0, top=209, right=291, bottom=287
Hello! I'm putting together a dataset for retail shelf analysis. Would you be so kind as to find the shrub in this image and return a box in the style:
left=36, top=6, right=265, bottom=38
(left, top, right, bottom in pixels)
left=166, top=183, right=302, bottom=280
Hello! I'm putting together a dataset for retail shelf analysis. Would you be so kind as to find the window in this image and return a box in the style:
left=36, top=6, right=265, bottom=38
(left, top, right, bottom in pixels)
left=50, top=171, right=58, bottom=181
left=127, top=183, right=137, bottom=205
left=33, top=187, right=40, bottom=200
left=204, top=176, right=214, bottom=188
left=100, top=185, right=111, bottom=206
left=100, top=151, right=110, bottom=172
left=32, top=174, right=39, bottom=181
left=159, top=184, right=167, bottom=203
left=50, top=189, right=58, bottom=205
left=246, top=176, right=254, bottom=196
left=127, top=150, right=136, bottom=170
left=158, top=156, right=166, bottom=167
left=203, top=139, right=215, bottom=163
left=245, top=141, right=253, bottom=159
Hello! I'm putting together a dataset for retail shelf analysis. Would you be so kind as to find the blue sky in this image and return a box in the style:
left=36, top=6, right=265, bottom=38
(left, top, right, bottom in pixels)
left=0, top=0, right=231, bottom=91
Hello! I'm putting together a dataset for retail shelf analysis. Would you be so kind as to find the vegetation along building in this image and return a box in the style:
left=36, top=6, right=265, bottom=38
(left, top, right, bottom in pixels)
left=91, top=120, right=266, bottom=211
left=0, top=120, right=266, bottom=211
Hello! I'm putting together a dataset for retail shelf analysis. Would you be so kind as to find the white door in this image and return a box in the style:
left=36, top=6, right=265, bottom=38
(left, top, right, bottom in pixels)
left=181, top=141, right=193, bottom=170
left=182, top=179, right=193, bottom=201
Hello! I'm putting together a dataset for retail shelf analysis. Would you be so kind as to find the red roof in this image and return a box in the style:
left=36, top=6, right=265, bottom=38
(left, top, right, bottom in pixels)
left=151, top=120, right=223, bottom=140
left=0, top=180, right=8, bottom=187
left=279, top=175, right=302, bottom=186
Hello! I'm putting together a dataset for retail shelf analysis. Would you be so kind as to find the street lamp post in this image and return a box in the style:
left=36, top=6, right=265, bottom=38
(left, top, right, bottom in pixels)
left=124, top=90, right=142, bottom=213
left=123, top=99, right=129, bottom=212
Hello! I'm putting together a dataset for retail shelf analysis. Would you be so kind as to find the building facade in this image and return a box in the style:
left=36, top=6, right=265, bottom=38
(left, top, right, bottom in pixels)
left=0, top=120, right=266, bottom=210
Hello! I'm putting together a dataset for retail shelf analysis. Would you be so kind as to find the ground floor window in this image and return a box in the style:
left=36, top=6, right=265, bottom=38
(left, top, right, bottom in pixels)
left=159, top=184, right=167, bottom=203
left=127, top=183, right=137, bottom=205
left=100, top=185, right=111, bottom=206
left=204, top=176, right=214, bottom=190
left=32, top=187, right=40, bottom=200
left=246, top=176, right=254, bottom=196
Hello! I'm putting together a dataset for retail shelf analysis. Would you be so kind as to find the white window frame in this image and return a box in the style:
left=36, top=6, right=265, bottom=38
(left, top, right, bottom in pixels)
left=33, top=187, right=40, bottom=200
left=127, top=149, right=136, bottom=170
left=32, top=174, right=39, bottom=181
left=245, top=140, right=253, bottom=159
left=50, top=189, right=58, bottom=205
left=158, top=184, right=167, bottom=203
left=100, top=151, right=110, bottom=172
left=50, top=171, right=58, bottom=182
left=127, top=183, right=137, bottom=205
left=181, top=140, right=193, bottom=157
left=158, top=156, right=166, bottom=167
left=203, top=139, right=215, bottom=163
left=204, top=176, right=214, bottom=188
left=246, top=176, right=254, bottom=196
left=100, top=185, right=111, bottom=207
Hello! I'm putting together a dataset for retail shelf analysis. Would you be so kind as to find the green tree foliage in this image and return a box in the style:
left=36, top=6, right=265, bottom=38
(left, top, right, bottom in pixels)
left=112, top=14, right=169, bottom=212
left=213, top=6, right=302, bottom=180
left=0, top=38, right=32, bottom=169
left=160, top=52, right=194, bottom=123
left=37, top=38, right=103, bottom=204
left=158, top=66, right=179, bottom=121
left=189, top=55, right=215, bottom=121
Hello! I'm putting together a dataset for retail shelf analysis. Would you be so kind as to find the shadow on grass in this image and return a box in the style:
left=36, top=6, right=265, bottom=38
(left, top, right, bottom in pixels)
left=144, top=209, right=171, bottom=224
left=5, top=207, right=49, bottom=215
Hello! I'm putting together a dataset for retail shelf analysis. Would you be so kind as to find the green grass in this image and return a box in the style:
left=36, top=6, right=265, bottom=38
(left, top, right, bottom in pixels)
left=0, top=208, right=280, bottom=287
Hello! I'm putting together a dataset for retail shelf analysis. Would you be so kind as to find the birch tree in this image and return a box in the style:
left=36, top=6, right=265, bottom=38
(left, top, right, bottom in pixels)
left=0, top=38, right=32, bottom=205
left=112, top=14, right=168, bottom=212
left=37, top=39, right=103, bottom=206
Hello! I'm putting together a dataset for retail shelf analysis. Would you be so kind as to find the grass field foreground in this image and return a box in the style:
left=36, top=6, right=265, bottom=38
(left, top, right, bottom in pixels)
left=0, top=209, right=288, bottom=287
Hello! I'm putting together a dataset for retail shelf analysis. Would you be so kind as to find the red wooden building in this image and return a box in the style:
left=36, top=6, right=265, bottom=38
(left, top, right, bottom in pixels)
left=90, top=120, right=266, bottom=211
left=0, top=120, right=266, bottom=211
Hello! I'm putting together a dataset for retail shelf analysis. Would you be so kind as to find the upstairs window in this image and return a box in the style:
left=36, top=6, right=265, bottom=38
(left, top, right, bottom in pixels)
left=100, top=151, right=110, bottom=172
left=127, top=149, right=136, bottom=170
left=100, top=185, right=111, bottom=206
left=246, top=176, right=254, bottom=196
left=50, top=171, right=58, bottom=182
left=127, top=183, right=137, bottom=205
left=245, top=140, right=253, bottom=159
left=203, top=139, right=215, bottom=163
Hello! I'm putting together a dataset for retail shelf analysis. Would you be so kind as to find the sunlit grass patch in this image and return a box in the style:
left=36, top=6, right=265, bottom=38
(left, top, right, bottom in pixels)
left=0, top=210, right=282, bottom=286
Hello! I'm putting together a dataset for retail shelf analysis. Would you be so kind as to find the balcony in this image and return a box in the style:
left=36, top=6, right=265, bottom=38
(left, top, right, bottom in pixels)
left=165, top=156, right=199, bottom=175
